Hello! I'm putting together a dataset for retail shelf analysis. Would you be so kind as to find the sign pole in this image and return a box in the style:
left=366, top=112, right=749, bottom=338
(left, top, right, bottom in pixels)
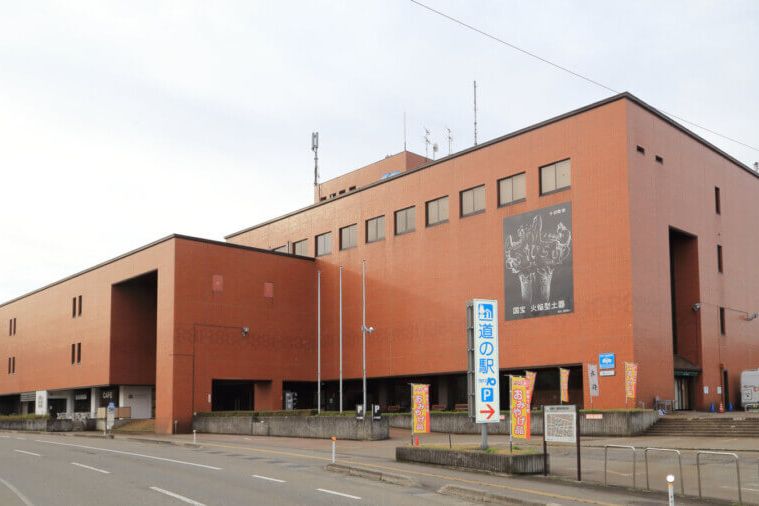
left=339, top=265, right=343, bottom=412
left=542, top=411, right=548, bottom=476
left=480, top=423, right=488, bottom=450
left=576, top=406, right=582, bottom=481
left=317, top=270, right=321, bottom=413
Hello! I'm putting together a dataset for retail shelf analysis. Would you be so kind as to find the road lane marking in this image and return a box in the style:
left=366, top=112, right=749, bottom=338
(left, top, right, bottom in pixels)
left=71, top=462, right=110, bottom=474
left=0, top=477, right=34, bottom=506
left=251, top=474, right=286, bottom=483
left=156, top=439, right=621, bottom=506
left=606, top=470, right=631, bottom=476
left=150, top=486, right=206, bottom=505
left=34, top=440, right=221, bottom=470
left=14, top=437, right=26, bottom=441
left=721, top=485, right=759, bottom=492
left=317, top=488, right=361, bottom=500
left=14, top=450, right=40, bottom=457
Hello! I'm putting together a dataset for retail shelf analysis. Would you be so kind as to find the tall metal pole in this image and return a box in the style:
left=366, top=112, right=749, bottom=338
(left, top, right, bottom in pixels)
left=473, top=80, right=478, bottom=146
left=339, top=265, right=344, bottom=412
left=361, top=260, right=366, bottom=416
left=317, top=270, right=321, bottom=413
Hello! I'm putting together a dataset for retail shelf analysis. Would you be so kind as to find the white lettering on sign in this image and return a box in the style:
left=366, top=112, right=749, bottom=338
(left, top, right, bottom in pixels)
left=473, top=299, right=500, bottom=424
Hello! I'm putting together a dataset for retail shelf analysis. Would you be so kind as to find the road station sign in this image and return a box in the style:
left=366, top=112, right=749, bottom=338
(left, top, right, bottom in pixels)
left=599, top=352, right=615, bottom=369
left=467, top=299, right=500, bottom=424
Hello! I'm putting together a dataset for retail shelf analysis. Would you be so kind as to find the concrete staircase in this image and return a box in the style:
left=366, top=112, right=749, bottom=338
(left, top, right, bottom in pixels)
left=110, top=418, right=155, bottom=434
left=644, top=415, right=759, bottom=437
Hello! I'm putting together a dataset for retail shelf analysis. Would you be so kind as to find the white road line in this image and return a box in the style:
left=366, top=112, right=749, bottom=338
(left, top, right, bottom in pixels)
left=0, top=477, right=34, bottom=506
left=14, top=437, right=26, bottom=441
left=34, top=440, right=221, bottom=470
left=721, top=485, right=759, bottom=492
left=71, top=462, right=110, bottom=474
left=150, top=486, right=206, bottom=505
left=14, top=450, right=40, bottom=457
left=606, top=470, right=631, bottom=476
left=317, top=488, right=361, bottom=500
left=251, top=474, right=286, bottom=483
left=0, top=435, right=10, bottom=438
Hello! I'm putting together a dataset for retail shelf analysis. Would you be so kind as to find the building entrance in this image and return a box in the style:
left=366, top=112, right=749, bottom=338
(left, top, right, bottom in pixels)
left=212, top=380, right=254, bottom=411
left=674, top=376, right=691, bottom=410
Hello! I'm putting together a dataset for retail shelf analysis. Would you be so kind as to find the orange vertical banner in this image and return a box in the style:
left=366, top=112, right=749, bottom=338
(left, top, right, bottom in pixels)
left=510, top=376, right=531, bottom=440
left=559, top=367, right=570, bottom=403
left=525, top=371, right=537, bottom=407
left=625, top=362, right=639, bottom=400
left=411, top=384, right=430, bottom=434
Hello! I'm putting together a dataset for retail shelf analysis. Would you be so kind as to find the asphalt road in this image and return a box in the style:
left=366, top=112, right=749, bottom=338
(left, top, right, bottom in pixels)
left=0, top=434, right=466, bottom=506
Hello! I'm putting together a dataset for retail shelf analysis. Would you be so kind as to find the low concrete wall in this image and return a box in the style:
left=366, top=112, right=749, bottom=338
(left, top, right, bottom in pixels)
left=389, top=410, right=659, bottom=437
left=396, top=446, right=546, bottom=474
left=0, top=418, right=85, bottom=432
left=193, top=415, right=389, bottom=440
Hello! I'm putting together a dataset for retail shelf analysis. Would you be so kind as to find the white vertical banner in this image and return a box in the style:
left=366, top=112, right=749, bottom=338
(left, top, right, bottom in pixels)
left=473, top=299, right=500, bottom=423
left=588, top=363, right=599, bottom=398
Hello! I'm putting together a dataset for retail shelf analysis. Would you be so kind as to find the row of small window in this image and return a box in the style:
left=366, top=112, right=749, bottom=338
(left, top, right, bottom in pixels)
left=72, top=295, right=83, bottom=318
left=71, top=342, right=82, bottom=364
left=7, top=356, right=15, bottom=374
left=275, top=159, right=571, bottom=256
left=8, top=318, right=16, bottom=336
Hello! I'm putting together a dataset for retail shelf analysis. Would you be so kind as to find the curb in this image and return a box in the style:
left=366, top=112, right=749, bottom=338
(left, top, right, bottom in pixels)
left=325, top=463, right=417, bottom=487
left=437, top=485, right=543, bottom=505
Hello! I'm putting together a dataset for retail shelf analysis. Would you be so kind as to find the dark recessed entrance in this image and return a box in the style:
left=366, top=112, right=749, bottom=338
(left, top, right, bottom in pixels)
left=212, top=380, right=254, bottom=411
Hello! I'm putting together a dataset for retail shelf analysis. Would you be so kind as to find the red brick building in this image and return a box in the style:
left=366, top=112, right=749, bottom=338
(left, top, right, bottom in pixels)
left=2, top=93, right=757, bottom=433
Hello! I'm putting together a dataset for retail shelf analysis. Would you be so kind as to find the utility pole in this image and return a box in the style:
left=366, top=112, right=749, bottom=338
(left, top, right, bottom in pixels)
left=473, top=81, right=478, bottom=146
left=317, top=270, right=321, bottom=413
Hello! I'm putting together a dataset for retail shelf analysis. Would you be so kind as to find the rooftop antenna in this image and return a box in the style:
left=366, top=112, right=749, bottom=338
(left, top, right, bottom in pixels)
left=754, top=161, right=759, bottom=172
left=403, top=112, right=407, bottom=151
left=432, top=142, right=439, bottom=160
left=473, top=80, right=478, bottom=146
left=446, top=127, right=453, bottom=155
left=312, top=131, right=319, bottom=187
left=424, top=127, right=431, bottom=159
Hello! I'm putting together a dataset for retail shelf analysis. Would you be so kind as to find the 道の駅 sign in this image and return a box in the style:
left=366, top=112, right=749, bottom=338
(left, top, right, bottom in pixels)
left=468, top=299, right=500, bottom=424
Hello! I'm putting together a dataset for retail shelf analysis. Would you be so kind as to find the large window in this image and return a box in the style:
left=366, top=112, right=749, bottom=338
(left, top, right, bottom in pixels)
left=395, top=206, right=416, bottom=235
left=340, top=224, right=357, bottom=250
left=292, top=239, right=308, bottom=256
left=426, top=196, right=449, bottom=226
left=316, top=232, right=332, bottom=256
left=498, top=173, right=526, bottom=206
left=540, top=159, right=571, bottom=195
left=460, top=185, right=485, bottom=217
left=272, top=244, right=288, bottom=253
left=366, top=215, right=385, bottom=243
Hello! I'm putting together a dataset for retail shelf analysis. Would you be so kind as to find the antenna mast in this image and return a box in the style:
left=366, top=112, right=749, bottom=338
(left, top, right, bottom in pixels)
left=424, top=127, right=431, bottom=159
left=403, top=112, right=407, bottom=151
left=446, top=127, right=453, bottom=155
left=312, top=132, right=319, bottom=187
left=473, top=80, right=478, bottom=146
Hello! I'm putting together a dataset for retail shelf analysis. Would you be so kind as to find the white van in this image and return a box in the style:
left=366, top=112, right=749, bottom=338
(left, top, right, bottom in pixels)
left=741, top=369, right=759, bottom=411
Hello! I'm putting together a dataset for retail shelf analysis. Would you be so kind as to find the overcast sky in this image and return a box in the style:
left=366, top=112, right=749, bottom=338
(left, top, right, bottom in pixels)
left=1, top=1, right=757, bottom=302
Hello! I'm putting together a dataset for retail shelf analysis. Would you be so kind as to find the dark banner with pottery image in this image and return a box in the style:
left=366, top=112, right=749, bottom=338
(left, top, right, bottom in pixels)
left=504, top=202, right=573, bottom=320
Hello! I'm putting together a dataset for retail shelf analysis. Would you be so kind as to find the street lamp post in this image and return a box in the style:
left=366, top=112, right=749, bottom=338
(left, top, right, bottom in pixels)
left=361, top=260, right=374, bottom=416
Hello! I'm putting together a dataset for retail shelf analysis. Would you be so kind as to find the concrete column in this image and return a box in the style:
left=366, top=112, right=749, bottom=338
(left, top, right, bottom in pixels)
left=254, top=380, right=283, bottom=411
left=90, top=388, right=100, bottom=417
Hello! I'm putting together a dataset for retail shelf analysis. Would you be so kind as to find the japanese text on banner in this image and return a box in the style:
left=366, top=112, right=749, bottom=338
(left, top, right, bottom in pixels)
left=624, top=362, right=638, bottom=400
left=411, top=384, right=430, bottom=434
left=559, top=367, right=570, bottom=403
left=510, top=376, right=531, bottom=440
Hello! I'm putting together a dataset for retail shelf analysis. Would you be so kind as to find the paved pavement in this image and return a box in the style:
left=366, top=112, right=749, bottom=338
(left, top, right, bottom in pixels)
left=0, top=428, right=752, bottom=505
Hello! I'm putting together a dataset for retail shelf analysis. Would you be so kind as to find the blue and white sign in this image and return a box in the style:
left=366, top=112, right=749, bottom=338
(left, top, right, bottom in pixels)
left=473, top=299, right=500, bottom=423
left=599, top=353, right=615, bottom=370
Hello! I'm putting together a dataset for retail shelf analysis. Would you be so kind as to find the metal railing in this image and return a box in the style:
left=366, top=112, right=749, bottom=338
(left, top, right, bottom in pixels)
left=604, top=445, right=636, bottom=489
left=697, top=451, right=742, bottom=504
left=644, top=447, right=684, bottom=495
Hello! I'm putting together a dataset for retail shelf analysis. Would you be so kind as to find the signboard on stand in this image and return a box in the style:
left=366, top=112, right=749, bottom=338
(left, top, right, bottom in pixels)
left=467, top=299, right=500, bottom=424
left=543, top=404, right=582, bottom=481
